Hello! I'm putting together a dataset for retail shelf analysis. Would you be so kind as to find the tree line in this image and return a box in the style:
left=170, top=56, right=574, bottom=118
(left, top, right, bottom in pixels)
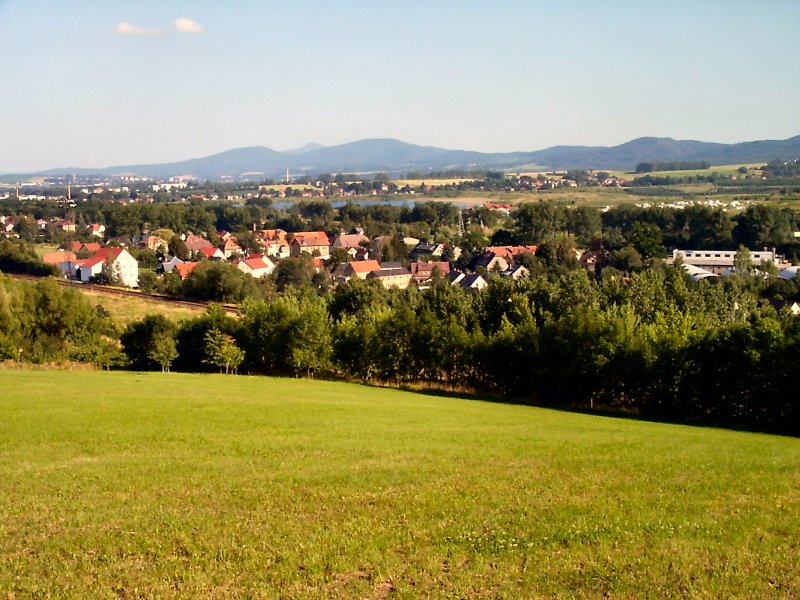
left=635, top=161, right=711, bottom=173
left=3, top=254, right=800, bottom=435
left=121, top=270, right=800, bottom=436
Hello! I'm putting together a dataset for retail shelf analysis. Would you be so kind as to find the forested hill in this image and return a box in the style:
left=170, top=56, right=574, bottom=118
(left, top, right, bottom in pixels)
left=22, top=135, right=800, bottom=180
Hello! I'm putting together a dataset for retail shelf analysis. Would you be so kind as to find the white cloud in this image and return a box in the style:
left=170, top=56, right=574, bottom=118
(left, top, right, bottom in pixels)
left=114, top=22, right=164, bottom=37
left=174, top=18, right=204, bottom=34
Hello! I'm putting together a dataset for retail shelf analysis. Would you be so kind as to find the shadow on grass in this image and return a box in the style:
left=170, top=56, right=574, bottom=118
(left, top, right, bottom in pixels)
left=362, top=378, right=798, bottom=439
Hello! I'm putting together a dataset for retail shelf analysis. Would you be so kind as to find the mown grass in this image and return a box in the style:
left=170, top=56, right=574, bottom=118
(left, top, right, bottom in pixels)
left=1, top=370, right=799, bottom=598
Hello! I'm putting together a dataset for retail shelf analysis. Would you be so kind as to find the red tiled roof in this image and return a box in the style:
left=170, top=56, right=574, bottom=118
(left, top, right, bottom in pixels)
left=42, top=251, right=76, bottom=265
left=349, top=260, right=381, bottom=273
left=92, top=247, right=123, bottom=262
left=243, top=257, right=271, bottom=270
left=200, top=247, right=221, bottom=258
left=484, top=245, right=538, bottom=258
left=185, top=234, right=213, bottom=251
left=335, top=233, right=369, bottom=248
left=293, top=231, right=330, bottom=247
left=175, top=262, right=199, bottom=279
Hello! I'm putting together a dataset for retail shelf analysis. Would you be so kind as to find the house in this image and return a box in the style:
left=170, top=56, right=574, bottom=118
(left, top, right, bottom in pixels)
left=78, top=247, right=139, bottom=287
left=474, top=252, right=509, bottom=273
left=219, top=237, right=242, bottom=258
left=88, top=223, right=106, bottom=238
left=353, top=247, right=371, bottom=261
left=448, top=271, right=488, bottom=290
left=331, top=233, right=369, bottom=252
left=486, top=203, right=512, bottom=215
left=409, top=261, right=450, bottom=285
left=258, top=229, right=291, bottom=258
left=142, top=235, right=169, bottom=252
left=501, top=264, right=529, bottom=280
left=73, top=255, right=105, bottom=282
left=174, top=261, right=200, bottom=280
left=66, top=241, right=102, bottom=255
left=290, top=231, right=330, bottom=259
left=184, top=234, right=213, bottom=253
left=159, top=256, right=184, bottom=274
left=42, top=250, right=76, bottom=266
left=237, top=255, right=275, bottom=278
left=410, top=242, right=444, bottom=260
left=483, top=245, right=539, bottom=259
left=769, top=299, right=800, bottom=316
left=579, top=250, right=602, bottom=272
left=53, top=219, right=76, bottom=233
left=365, top=262, right=413, bottom=289
left=198, top=246, right=226, bottom=261
left=332, top=260, right=381, bottom=284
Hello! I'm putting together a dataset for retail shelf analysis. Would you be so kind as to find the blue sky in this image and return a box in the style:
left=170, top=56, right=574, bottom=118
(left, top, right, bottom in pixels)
left=1, top=0, right=799, bottom=172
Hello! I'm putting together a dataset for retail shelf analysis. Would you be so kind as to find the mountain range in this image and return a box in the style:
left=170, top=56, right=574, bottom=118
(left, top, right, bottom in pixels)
left=11, top=135, right=800, bottom=181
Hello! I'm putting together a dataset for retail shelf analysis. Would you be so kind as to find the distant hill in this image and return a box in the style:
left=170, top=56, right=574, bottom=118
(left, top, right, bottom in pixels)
left=528, top=136, right=800, bottom=170
left=7, top=135, right=800, bottom=180
left=284, top=143, right=326, bottom=155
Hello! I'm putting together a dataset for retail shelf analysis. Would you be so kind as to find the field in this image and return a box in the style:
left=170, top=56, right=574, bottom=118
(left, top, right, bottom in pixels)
left=617, top=163, right=765, bottom=179
left=77, top=286, right=206, bottom=323
left=2, top=370, right=799, bottom=598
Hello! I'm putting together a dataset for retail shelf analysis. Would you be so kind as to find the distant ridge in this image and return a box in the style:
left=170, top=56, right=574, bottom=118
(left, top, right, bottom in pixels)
left=284, top=143, right=326, bottom=155
left=6, top=135, right=800, bottom=180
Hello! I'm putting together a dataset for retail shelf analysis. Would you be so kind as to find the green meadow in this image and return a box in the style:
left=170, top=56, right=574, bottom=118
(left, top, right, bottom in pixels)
left=2, top=370, right=799, bottom=598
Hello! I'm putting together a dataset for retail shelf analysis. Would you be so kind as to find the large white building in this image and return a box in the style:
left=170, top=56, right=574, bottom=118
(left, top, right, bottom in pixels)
left=673, top=249, right=783, bottom=275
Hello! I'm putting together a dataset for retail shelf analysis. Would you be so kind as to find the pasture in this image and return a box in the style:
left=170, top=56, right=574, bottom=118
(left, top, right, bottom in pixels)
left=1, top=370, right=799, bottom=597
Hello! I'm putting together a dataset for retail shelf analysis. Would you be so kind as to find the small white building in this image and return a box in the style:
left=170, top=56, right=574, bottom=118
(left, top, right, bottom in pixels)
left=237, top=256, right=275, bottom=279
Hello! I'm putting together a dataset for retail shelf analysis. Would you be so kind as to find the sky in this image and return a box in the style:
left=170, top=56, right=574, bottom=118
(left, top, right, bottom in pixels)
left=1, top=0, right=799, bottom=173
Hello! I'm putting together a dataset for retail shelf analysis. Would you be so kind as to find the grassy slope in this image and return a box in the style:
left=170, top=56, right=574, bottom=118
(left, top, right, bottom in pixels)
left=1, top=370, right=799, bottom=598
left=77, top=287, right=205, bottom=324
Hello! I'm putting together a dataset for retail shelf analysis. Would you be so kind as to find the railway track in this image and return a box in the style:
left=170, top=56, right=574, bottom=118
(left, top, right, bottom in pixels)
left=4, top=273, right=239, bottom=314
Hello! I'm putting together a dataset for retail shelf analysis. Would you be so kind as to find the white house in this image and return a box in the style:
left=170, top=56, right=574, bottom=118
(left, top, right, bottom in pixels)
left=237, top=256, right=275, bottom=279
left=76, top=247, right=139, bottom=287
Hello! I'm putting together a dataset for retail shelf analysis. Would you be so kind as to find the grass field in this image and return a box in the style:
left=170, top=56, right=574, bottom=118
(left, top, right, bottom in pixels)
left=2, top=370, right=799, bottom=598
left=607, top=164, right=765, bottom=180
left=77, top=287, right=206, bottom=323
left=392, top=178, right=479, bottom=187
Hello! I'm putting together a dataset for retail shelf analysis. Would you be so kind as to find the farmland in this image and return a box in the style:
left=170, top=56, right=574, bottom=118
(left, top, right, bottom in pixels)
left=1, top=370, right=799, bottom=597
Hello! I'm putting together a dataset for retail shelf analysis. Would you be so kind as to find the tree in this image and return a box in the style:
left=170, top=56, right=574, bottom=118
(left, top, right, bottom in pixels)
left=169, top=235, right=190, bottom=260
left=733, top=205, right=793, bottom=248
left=203, top=328, right=244, bottom=374
left=273, top=255, right=315, bottom=292
left=733, top=245, right=755, bottom=277
left=181, top=261, right=260, bottom=302
left=135, top=270, right=157, bottom=293
left=627, top=222, right=666, bottom=259
left=327, top=247, right=351, bottom=269
left=513, top=202, right=567, bottom=244
left=148, top=334, right=177, bottom=373
left=608, top=246, right=644, bottom=274
left=121, top=314, right=178, bottom=371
